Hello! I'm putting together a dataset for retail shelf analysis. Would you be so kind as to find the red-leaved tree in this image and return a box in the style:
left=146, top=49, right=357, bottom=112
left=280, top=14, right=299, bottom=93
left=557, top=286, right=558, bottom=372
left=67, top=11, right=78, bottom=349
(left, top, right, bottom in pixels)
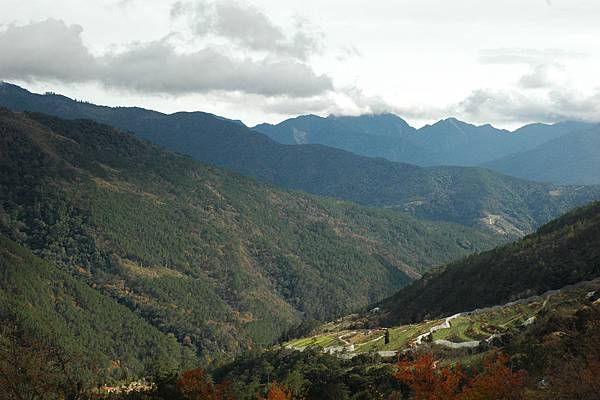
left=257, top=382, right=293, bottom=400
left=395, top=353, right=527, bottom=400
left=177, top=368, right=236, bottom=400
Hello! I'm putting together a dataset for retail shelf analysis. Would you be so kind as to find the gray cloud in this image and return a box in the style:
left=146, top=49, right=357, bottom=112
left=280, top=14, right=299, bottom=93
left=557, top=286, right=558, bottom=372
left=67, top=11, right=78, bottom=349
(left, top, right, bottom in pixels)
left=101, top=40, right=331, bottom=96
left=171, top=0, right=321, bottom=61
left=0, top=19, right=100, bottom=82
left=518, top=63, right=563, bottom=89
left=455, top=87, right=600, bottom=123
left=0, top=19, right=332, bottom=97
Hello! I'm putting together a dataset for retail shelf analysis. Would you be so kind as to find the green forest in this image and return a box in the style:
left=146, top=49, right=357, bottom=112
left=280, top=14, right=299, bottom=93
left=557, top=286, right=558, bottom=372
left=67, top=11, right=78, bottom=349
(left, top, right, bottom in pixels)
left=0, top=108, right=502, bottom=373
left=379, top=200, right=600, bottom=325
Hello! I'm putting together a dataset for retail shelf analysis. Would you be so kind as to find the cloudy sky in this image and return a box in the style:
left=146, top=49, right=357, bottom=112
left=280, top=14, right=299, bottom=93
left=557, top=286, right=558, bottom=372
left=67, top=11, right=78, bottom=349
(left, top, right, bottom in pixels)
left=1, top=0, right=600, bottom=128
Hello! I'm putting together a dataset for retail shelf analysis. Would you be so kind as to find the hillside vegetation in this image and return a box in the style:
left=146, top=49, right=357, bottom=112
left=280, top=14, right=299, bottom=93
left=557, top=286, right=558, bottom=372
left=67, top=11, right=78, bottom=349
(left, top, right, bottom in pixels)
left=0, top=108, right=500, bottom=367
left=2, top=83, right=599, bottom=235
left=214, top=278, right=600, bottom=400
left=0, top=236, right=188, bottom=382
left=378, top=201, right=600, bottom=325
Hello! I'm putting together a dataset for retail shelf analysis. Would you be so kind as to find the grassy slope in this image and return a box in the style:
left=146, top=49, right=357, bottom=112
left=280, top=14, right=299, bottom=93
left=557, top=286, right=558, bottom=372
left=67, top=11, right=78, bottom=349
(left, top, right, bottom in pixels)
left=0, top=108, right=500, bottom=363
left=214, top=278, right=600, bottom=399
left=283, top=279, right=598, bottom=358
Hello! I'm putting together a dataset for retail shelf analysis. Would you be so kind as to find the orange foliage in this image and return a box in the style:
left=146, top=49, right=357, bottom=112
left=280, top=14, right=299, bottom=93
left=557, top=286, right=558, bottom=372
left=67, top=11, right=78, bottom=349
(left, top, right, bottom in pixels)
left=395, top=353, right=526, bottom=400
left=395, top=354, right=463, bottom=400
left=257, top=382, right=293, bottom=400
left=177, top=368, right=214, bottom=399
left=177, top=368, right=236, bottom=400
left=458, top=354, right=526, bottom=400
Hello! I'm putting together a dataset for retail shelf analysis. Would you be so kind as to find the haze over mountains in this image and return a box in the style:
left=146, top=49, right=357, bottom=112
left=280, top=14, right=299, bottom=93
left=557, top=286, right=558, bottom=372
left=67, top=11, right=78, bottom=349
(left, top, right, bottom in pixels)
left=254, top=112, right=600, bottom=184
left=483, top=126, right=600, bottom=185
left=2, top=82, right=599, bottom=237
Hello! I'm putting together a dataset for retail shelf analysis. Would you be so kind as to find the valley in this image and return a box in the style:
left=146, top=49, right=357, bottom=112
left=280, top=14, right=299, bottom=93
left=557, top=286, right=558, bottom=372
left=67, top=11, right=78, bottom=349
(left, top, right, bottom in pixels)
left=0, top=108, right=504, bottom=374
left=3, top=3, right=600, bottom=399
left=0, top=89, right=599, bottom=399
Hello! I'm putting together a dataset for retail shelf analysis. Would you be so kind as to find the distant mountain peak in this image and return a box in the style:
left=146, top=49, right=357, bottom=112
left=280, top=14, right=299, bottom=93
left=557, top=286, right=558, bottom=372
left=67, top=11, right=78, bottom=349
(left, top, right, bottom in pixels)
left=436, top=117, right=471, bottom=127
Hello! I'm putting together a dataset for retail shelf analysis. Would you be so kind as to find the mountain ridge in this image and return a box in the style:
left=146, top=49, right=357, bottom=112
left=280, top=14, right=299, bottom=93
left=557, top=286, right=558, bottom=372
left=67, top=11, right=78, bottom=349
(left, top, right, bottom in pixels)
left=2, top=83, right=599, bottom=236
left=482, top=125, right=600, bottom=184
left=377, top=200, right=600, bottom=325
left=254, top=110, right=596, bottom=172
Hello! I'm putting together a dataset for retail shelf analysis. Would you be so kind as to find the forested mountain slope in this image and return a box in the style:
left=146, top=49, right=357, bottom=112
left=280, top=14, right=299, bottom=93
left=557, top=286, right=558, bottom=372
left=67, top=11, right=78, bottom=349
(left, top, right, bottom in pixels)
left=0, top=108, right=500, bottom=363
left=0, top=236, right=188, bottom=380
left=378, top=201, right=600, bottom=325
left=2, top=83, right=599, bottom=235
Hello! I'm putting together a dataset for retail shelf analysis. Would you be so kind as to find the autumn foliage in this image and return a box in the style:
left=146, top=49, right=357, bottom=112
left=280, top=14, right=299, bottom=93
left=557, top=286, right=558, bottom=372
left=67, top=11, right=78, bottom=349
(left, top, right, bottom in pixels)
left=395, top=354, right=463, bottom=400
left=459, top=354, right=526, bottom=400
left=395, top=353, right=526, bottom=400
left=257, top=382, right=293, bottom=400
left=176, top=368, right=236, bottom=400
left=176, top=370, right=294, bottom=400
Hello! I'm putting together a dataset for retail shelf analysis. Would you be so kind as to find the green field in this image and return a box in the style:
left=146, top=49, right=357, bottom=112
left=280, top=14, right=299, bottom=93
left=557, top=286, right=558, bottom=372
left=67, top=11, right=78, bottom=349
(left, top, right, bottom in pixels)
left=284, top=290, right=554, bottom=357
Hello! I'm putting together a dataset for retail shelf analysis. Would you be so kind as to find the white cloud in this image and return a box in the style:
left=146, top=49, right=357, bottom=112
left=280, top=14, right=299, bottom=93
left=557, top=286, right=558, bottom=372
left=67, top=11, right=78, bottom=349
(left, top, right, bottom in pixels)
left=3, top=1, right=600, bottom=127
left=448, top=49, right=600, bottom=124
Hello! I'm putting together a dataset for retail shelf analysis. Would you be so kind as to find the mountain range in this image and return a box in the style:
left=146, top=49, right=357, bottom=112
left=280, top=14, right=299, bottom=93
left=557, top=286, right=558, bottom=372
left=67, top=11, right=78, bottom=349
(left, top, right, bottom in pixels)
left=0, top=108, right=504, bottom=374
left=1, top=82, right=599, bottom=236
left=482, top=125, right=600, bottom=185
left=254, top=112, right=599, bottom=184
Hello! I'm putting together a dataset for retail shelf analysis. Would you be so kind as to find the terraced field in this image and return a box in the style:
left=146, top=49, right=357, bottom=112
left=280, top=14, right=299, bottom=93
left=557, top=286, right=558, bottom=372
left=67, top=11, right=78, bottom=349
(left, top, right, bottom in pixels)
left=284, top=280, right=600, bottom=358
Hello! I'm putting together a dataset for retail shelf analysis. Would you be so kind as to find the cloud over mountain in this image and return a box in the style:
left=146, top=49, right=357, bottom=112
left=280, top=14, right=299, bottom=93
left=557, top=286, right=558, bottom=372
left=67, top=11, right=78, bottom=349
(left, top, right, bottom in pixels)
left=448, top=48, right=600, bottom=123
left=0, top=18, right=332, bottom=97
left=0, top=19, right=100, bottom=82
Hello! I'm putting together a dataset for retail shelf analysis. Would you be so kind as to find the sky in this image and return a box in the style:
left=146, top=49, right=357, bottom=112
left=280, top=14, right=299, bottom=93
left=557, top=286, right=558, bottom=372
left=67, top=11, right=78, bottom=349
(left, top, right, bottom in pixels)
left=1, top=0, right=600, bottom=128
